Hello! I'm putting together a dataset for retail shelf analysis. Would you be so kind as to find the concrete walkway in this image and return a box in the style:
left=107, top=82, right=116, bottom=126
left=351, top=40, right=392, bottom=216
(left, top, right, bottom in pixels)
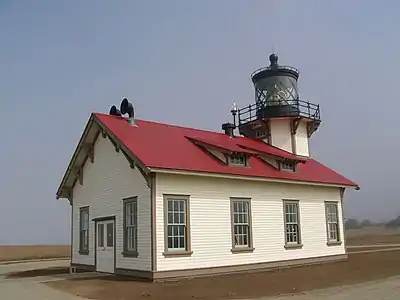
left=348, top=247, right=400, bottom=254
left=0, top=260, right=68, bottom=276
left=347, top=244, right=400, bottom=249
left=264, top=275, right=400, bottom=300
left=0, top=260, right=86, bottom=300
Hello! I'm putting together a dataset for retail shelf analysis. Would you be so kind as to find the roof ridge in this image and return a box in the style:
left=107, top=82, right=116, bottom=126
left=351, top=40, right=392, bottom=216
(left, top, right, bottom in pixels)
left=94, top=112, right=242, bottom=138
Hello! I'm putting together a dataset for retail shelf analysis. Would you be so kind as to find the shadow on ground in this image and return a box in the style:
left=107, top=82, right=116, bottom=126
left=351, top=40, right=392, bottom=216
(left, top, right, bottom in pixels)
left=5, top=267, right=71, bottom=279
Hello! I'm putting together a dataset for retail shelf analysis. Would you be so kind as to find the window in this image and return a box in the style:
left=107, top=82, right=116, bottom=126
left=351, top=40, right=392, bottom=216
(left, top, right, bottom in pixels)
left=325, top=202, right=341, bottom=244
left=79, top=207, right=89, bottom=254
left=106, top=222, right=114, bottom=247
left=283, top=200, right=302, bottom=248
left=256, top=130, right=266, bottom=139
left=231, top=198, right=253, bottom=252
left=228, top=154, right=247, bottom=166
left=280, top=161, right=295, bottom=172
left=123, top=197, right=138, bottom=256
left=98, top=223, right=104, bottom=247
left=164, top=195, right=191, bottom=256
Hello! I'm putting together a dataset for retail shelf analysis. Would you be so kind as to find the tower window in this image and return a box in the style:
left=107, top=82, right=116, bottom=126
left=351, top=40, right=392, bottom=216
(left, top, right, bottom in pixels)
left=255, top=130, right=266, bottom=139
left=228, top=154, right=247, bottom=166
left=280, top=161, right=295, bottom=172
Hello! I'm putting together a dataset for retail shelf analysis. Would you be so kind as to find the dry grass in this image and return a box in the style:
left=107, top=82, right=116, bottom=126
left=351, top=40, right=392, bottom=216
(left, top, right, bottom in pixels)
left=0, top=245, right=70, bottom=262
left=345, top=227, right=400, bottom=246
left=0, top=228, right=397, bottom=263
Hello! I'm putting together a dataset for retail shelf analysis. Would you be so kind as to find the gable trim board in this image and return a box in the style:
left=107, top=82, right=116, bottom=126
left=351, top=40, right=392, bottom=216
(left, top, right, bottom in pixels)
left=56, top=114, right=151, bottom=202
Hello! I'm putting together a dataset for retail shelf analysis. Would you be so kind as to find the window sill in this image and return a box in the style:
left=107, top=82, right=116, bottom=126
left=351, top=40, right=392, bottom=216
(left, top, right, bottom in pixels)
left=121, top=251, right=139, bottom=258
left=327, top=241, right=342, bottom=246
left=163, top=250, right=193, bottom=257
left=284, top=243, right=303, bottom=250
left=78, top=250, right=89, bottom=255
left=231, top=247, right=255, bottom=253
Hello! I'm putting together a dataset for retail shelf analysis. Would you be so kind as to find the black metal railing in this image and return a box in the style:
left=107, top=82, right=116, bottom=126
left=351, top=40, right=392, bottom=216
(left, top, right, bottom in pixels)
left=250, top=65, right=299, bottom=79
left=238, top=99, right=320, bottom=125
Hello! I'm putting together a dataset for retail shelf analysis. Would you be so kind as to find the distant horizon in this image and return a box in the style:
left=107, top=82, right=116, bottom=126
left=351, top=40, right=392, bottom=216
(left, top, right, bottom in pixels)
left=2, top=222, right=398, bottom=246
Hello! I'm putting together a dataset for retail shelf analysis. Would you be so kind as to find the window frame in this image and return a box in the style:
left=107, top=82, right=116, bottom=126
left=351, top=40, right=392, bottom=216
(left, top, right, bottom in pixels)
left=227, top=153, right=248, bottom=167
left=256, top=130, right=266, bottom=139
left=325, top=201, right=342, bottom=245
left=122, top=197, right=138, bottom=257
left=230, top=197, right=254, bottom=253
left=79, top=206, right=90, bottom=255
left=163, top=194, right=192, bottom=257
left=279, top=161, right=296, bottom=172
left=283, top=200, right=303, bottom=249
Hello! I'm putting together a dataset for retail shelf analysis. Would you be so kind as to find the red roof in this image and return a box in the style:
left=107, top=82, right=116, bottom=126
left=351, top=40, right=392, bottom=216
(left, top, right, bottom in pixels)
left=95, top=113, right=358, bottom=188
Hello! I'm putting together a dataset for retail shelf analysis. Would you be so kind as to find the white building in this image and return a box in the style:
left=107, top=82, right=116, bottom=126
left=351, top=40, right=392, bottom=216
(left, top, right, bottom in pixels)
left=56, top=54, right=358, bottom=281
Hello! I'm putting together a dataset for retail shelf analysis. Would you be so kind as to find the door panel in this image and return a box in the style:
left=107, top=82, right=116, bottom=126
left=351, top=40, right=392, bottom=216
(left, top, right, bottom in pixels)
left=96, top=220, right=115, bottom=273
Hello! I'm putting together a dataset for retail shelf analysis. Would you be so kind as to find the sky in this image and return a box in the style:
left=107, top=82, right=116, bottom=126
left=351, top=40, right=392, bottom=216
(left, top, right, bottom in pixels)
left=0, top=0, right=399, bottom=244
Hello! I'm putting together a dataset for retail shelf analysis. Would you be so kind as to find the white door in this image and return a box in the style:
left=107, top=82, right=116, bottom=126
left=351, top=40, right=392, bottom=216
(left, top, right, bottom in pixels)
left=96, top=220, right=115, bottom=273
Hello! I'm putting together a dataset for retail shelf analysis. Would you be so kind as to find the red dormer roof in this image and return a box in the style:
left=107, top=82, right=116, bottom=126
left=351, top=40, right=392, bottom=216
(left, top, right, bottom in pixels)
left=93, top=113, right=358, bottom=188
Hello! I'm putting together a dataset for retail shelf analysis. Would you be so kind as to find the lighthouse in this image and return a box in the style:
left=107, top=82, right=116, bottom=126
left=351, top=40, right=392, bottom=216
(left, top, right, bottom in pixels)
left=236, top=54, right=321, bottom=157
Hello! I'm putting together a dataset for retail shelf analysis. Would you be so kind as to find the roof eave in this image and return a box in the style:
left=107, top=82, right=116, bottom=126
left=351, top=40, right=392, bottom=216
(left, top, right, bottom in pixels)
left=148, top=167, right=359, bottom=189
left=56, top=113, right=152, bottom=201
left=56, top=113, right=97, bottom=200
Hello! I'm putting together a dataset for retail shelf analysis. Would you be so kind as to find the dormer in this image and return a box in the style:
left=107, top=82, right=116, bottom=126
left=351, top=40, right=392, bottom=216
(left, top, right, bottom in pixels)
left=186, top=136, right=256, bottom=167
left=187, top=135, right=305, bottom=173
left=236, top=142, right=305, bottom=171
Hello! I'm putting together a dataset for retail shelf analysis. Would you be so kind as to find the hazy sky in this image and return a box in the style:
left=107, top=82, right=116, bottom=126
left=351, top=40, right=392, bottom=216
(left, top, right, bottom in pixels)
left=1, top=0, right=399, bottom=244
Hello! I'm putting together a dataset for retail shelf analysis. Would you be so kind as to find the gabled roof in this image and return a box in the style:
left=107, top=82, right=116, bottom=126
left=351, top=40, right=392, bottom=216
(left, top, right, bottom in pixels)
left=97, top=113, right=357, bottom=186
left=56, top=113, right=358, bottom=199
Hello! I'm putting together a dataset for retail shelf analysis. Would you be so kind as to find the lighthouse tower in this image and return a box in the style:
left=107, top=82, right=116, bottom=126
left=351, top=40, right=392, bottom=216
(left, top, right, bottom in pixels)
left=236, top=54, right=321, bottom=157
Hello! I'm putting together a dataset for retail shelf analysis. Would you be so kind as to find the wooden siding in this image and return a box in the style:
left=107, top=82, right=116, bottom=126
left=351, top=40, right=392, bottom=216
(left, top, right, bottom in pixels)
left=269, top=119, right=293, bottom=153
left=71, top=135, right=151, bottom=271
left=294, top=121, right=310, bottom=157
left=155, top=173, right=345, bottom=272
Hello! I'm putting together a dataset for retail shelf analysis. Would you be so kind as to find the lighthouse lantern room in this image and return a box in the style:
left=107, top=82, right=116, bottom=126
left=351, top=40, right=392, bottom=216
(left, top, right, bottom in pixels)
left=235, top=54, right=321, bottom=157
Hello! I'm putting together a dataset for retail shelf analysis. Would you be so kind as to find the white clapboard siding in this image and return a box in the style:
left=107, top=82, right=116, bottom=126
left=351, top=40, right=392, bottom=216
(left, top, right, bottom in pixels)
left=71, top=135, right=151, bottom=271
left=155, top=173, right=345, bottom=272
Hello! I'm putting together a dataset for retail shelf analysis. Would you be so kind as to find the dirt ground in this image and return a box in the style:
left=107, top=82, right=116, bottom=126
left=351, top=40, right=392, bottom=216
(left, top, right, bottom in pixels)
left=45, top=250, right=400, bottom=300
left=0, top=245, right=70, bottom=262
